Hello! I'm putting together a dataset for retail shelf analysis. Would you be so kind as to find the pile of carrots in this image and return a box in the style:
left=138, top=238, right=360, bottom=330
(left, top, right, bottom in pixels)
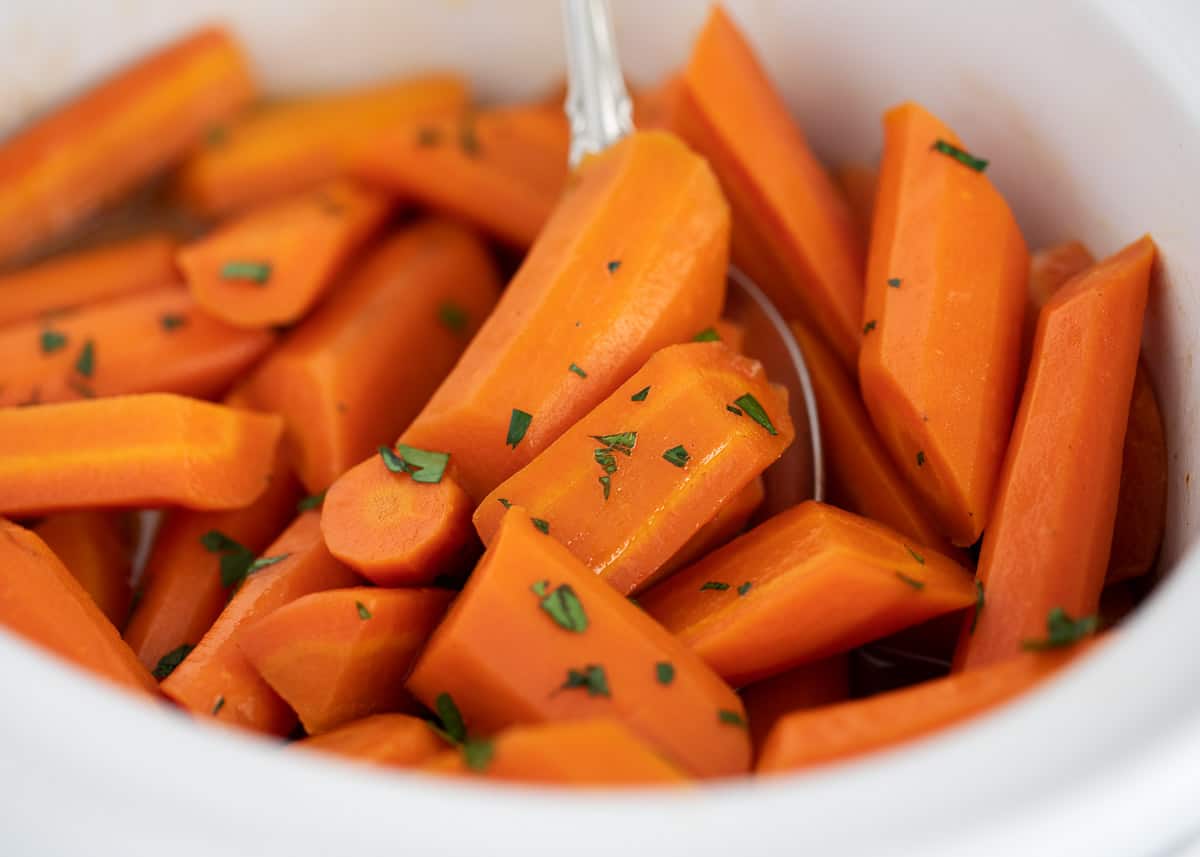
left=0, top=6, right=1163, bottom=786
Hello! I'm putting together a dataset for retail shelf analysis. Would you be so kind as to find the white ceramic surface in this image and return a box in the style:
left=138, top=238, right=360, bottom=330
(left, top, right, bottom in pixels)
left=2, top=2, right=1199, bottom=855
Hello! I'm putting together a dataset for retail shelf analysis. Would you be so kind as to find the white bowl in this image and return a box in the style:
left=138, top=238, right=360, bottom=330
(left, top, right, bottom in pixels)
left=2, top=2, right=1200, bottom=855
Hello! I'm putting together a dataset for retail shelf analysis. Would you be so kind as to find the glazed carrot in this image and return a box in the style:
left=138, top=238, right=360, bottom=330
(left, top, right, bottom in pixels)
left=640, top=501, right=976, bottom=687
left=175, top=75, right=469, bottom=217
left=757, top=647, right=1081, bottom=773
left=424, top=719, right=687, bottom=785
left=0, top=28, right=254, bottom=265
left=1024, top=240, right=1095, bottom=364
left=241, top=219, right=501, bottom=493
left=354, top=106, right=568, bottom=249
left=660, top=476, right=763, bottom=580
left=240, top=587, right=453, bottom=734
left=295, top=714, right=445, bottom=770
left=0, top=394, right=282, bottom=515
left=160, top=511, right=360, bottom=735
left=740, top=655, right=849, bottom=754
left=0, top=285, right=275, bottom=407
left=0, top=519, right=157, bottom=696
left=669, top=7, right=864, bottom=366
left=957, top=237, right=1154, bottom=670
left=711, top=318, right=746, bottom=352
left=124, top=447, right=301, bottom=671
left=407, top=508, right=751, bottom=779
left=0, top=234, right=177, bottom=326
left=34, top=512, right=132, bottom=627
left=859, top=101, right=1029, bottom=546
left=400, top=131, right=729, bottom=501
left=833, top=164, right=878, bottom=247
left=475, top=343, right=794, bottom=595
left=178, top=180, right=392, bottom=328
left=321, top=453, right=475, bottom=586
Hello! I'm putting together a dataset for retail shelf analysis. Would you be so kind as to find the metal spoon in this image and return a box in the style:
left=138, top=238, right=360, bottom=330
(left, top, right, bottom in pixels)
left=561, top=0, right=824, bottom=511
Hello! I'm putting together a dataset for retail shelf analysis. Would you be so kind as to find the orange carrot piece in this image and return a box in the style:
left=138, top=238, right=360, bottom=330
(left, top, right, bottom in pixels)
left=400, top=131, right=729, bottom=501
left=475, top=342, right=794, bottom=595
left=1024, top=240, right=1096, bottom=364
left=0, top=519, right=157, bottom=696
left=859, top=101, right=1029, bottom=546
left=0, top=285, right=275, bottom=407
left=660, top=476, right=763, bottom=580
left=957, top=238, right=1155, bottom=670
left=295, top=713, right=445, bottom=770
left=640, top=501, right=976, bottom=687
left=178, top=180, right=392, bottom=328
left=34, top=512, right=132, bottom=627
left=0, top=394, right=282, bottom=515
left=240, top=586, right=453, bottom=734
left=354, top=106, right=568, bottom=249
left=175, top=75, right=469, bottom=217
left=669, top=7, right=864, bottom=367
left=160, top=511, right=360, bottom=735
left=241, top=219, right=500, bottom=493
left=0, top=234, right=177, bottom=326
left=424, top=719, right=687, bottom=785
left=833, top=164, right=878, bottom=248
left=740, top=655, right=849, bottom=755
left=0, top=27, right=254, bottom=265
left=407, top=508, right=751, bottom=779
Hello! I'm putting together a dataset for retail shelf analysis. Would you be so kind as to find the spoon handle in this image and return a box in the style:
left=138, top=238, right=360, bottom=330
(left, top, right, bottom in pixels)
left=562, top=0, right=634, bottom=167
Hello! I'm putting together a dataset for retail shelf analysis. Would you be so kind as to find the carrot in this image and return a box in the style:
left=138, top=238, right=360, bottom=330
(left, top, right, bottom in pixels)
left=0, top=285, right=275, bottom=407
left=400, top=130, right=729, bottom=501
left=859, top=101, right=1029, bottom=547
left=669, top=7, right=864, bottom=367
left=160, top=511, right=360, bottom=735
left=240, top=219, right=500, bottom=493
left=424, top=719, right=687, bottom=785
left=0, top=234, right=177, bottom=326
left=640, top=501, right=976, bottom=687
left=33, top=512, right=132, bottom=628
left=0, top=394, right=282, bottom=515
left=660, top=476, right=763, bottom=580
left=321, top=453, right=476, bottom=586
left=757, top=646, right=1083, bottom=773
left=0, top=27, right=254, bottom=265
left=295, top=713, right=445, bottom=770
left=1024, top=240, right=1096, bottom=364
left=740, top=655, right=849, bottom=755
left=354, top=106, right=568, bottom=249
left=956, top=237, right=1155, bottom=670
left=833, top=164, right=878, bottom=248
left=175, top=75, right=469, bottom=217
left=711, top=318, right=746, bottom=352
left=0, top=519, right=157, bottom=696
left=407, top=507, right=751, bottom=779
left=474, top=342, right=794, bottom=595
left=123, top=447, right=301, bottom=671
left=178, top=180, right=392, bottom=328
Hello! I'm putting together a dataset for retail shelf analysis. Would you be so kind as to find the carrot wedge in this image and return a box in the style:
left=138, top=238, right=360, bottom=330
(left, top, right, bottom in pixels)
left=740, top=655, right=849, bottom=755
left=0, top=394, right=282, bottom=515
left=661, top=476, right=763, bottom=580
left=475, top=342, right=794, bottom=595
left=34, top=512, right=132, bottom=627
left=640, top=501, right=976, bottom=687
left=295, top=713, right=445, bottom=770
left=241, top=219, right=500, bottom=493
left=240, top=587, right=453, bottom=734
left=1024, top=240, right=1096, bottom=365
left=407, top=508, right=751, bottom=779
left=957, top=237, right=1155, bottom=670
left=859, top=101, right=1029, bottom=546
left=400, top=131, right=729, bottom=501
left=160, top=511, right=360, bottom=735
left=178, top=180, right=392, bottom=328
left=0, top=519, right=157, bottom=696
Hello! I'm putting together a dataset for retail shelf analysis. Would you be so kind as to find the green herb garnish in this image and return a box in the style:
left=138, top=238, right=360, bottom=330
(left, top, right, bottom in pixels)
left=438, top=301, right=468, bottom=334
left=536, top=583, right=588, bottom=633
left=152, top=643, right=193, bottom=680
left=970, top=581, right=985, bottom=634
left=75, top=340, right=95, bottom=377
left=718, top=709, right=746, bottom=728
left=888, top=278, right=902, bottom=288
left=737, top=581, right=753, bottom=596
left=435, top=692, right=467, bottom=744
left=594, top=448, right=618, bottom=474
left=726, top=404, right=743, bottom=416
left=462, top=738, right=494, bottom=771
left=700, top=581, right=730, bottom=592
left=1021, top=607, right=1098, bottom=651
left=212, top=696, right=225, bottom=715
left=599, top=475, right=611, bottom=500
left=656, top=662, right=675, bottom=685
left=219, top=261, right=272, bottom=284
left=905, top=545, right=926, bottom=565
left=662, top=445, right=690, bottom=467
left=531, top=517, right=550, bottom=535
left=568, top=363, right=588, bottom=378
left=200, top=530, right=257, bottom=589
left=498, top=498, right=512, bottom=509
left=692, top=327, right=721, bottom=342
left=160, top=313, right=188, bottom=331
left=39, top=330, right=67, bottom=354
left=356, top=601, right=372, bottom=620
left=559, top=664, right=610, bottom=698
left=630, top=386, right=650, bottom=402
left=297, top=490, right=326, bottom=512
left=506, top=408, right=533, bottom=448
left=591, top=431, right=637, bottom=455
left=932, top=139, right=989, bottom=172
left=205, top=125, right=228, bottom=147
left=895, top=571, right=925, bottom=591
left=248, top=554, right=290, bottom=574
left=607, top=260, right=621, bottom=274
left=733, top=393, right=778, bottom=436
left=916, top=450, right=926, bottom=467
left=378, top=443, right=450, bottom=483
left=863, top=320, right=877, bottom=334
left=531, top=580, right=548, bottom=597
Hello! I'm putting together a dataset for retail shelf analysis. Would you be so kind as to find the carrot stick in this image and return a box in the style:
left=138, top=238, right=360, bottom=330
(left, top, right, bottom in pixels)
left=0, top=27, right=254, bottom=265
left=354, top=106, right=568, bottom=249
left=175, top=75, right=469, bottom=217
left=660, top=476, right=763, bottom=580
left=0, top=285, right=275, bottom=407
left=739, top=655, right=849, bottom=755
left=639, top=501, right=976, bottom=687
left=0, top=233, right=177, bottom=326
left=34, top=512, right=132, bottom=628
left=241, top=219, right=500, bottom=493
left=859, top=101, right=1029, bottom=546
left=400, top=130, right=729, bottom=501
left=160, top=510, right=360, bottom=735
left=240, top=586, right=453, bottom=734
left=0, top=393, right=283, bottom=515
left=407, top=507, right=751, bottom=779
left=833, top=164, right=878, bottom=250
left=178, top=180, right=392, bottom=328
left=669, top=7, right=864, bottom=367
left=0, top=519, right=157, bottom=696
left=956, top=237, right=1155, bottom=670
left=295, top=713, right=446, bottom=770
left=474, top=342, right=794, bottom=595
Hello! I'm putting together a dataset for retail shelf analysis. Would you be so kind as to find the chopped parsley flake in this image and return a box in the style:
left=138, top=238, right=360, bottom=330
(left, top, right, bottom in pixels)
left=535, top=582, right=588, bottom=633
left=462, top=737, right=493, bottom=771
left=737, top=581, right=753, bottom=596
left=74, top=340, right=95, bottom=378
left=160, top=313, right=188, bottom=331
left=905, top=545, right=926, bottom=565
left=888, top=278, right=902, bottom=288
left=356, top=601, right=372, bottom=620
left=591, top=431, right=637, bottom=455
left=219, top=261, right=272, bottom=284
left=607, top=260, right=621, bottom=274
left=559, top=664, right=610, bottom=698
left=863, top=320, right=877, bottom=334
left=506, top=409, right=533, bottom=448
left=296, top=490, right=326, bottom=512
left=40, top=330, right=67, bottom=354
left=718, top=709, right=746, bottom=728
left=568, top=362, right=588, bottom=378
left=693, top=327, right=721, bottom=342
left=378, top=443, right=450, bottom=483
left=152, top=644, right=193, bottom=680
left=971, top=581, right=985, bottom=634
left=531, top=517, right=550, bottom=535
left=438, top=301, right=468, bottom=333
left=656, top=662, right=675, bottom=685
left=630, top=386, right=650, bottom=402
left=895, top=571, right=925, bottom=591
left=662, top=445, right=690, bottom=467
left=700, top=581, right=730, bottom=592
left=733, top=394, right=778, bottom=436
left=1021, top=607, right=1098, bottom=651
left=916, top=450, right=926, bottom=467
left=931, top=139, right=989, bottom=172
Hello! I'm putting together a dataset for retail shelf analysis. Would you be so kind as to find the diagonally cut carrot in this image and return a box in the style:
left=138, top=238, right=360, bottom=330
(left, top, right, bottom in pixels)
left=34, top=511, right=132, bottom=628
left=294, top=713, right=445, bottom=770
left=1024, top=240, right=1096, bottom=366
left=739, top=655, right=849, bottom=756
left=660, top=475, right=763, bottom=581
